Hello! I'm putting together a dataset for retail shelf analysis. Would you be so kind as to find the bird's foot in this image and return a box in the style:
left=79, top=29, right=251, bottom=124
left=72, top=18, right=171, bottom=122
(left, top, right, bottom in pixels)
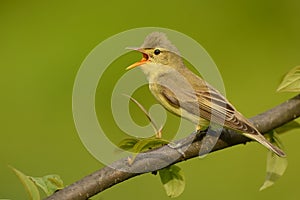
left=168, top=130, right=201, bottom=157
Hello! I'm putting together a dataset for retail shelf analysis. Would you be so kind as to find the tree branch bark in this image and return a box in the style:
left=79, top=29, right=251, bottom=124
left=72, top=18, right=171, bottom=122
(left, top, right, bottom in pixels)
left=45, top=94, right=300, bottom=200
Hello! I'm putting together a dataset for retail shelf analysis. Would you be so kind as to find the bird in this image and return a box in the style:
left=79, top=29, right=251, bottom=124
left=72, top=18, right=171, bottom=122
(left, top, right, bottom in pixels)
left=126, top=32, right=286, bottom=157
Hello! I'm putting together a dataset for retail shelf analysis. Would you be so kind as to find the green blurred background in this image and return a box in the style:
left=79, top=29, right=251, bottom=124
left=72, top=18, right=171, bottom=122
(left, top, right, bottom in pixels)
left=1, top=0, right=299, bottom=199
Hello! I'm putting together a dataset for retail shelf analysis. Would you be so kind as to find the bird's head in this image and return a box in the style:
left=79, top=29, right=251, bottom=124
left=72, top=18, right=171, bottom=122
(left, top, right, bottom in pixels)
left=126, top=32, right=183, bottom=71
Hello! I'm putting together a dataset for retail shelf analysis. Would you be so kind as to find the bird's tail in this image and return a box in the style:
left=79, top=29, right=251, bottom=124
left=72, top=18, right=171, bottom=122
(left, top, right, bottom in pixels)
left=243, top=132, right=286, bottom=157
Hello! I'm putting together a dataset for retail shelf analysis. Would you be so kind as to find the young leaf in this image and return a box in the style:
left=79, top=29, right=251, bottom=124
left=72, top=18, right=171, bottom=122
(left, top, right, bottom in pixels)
left=133, top=137, right=169, bottom=153
left=127, top=137, right=170, bottom=164
left=30, top=175, right=64, bottom=196
left=159, top=165, right=185, bottom=198
left=118, top=137, right=140, bottom=151
left=277, top=66, right=300, bottom=92
left=10, top=166, right=40, bottom=200
left=260, top=132, right=288, bottom=191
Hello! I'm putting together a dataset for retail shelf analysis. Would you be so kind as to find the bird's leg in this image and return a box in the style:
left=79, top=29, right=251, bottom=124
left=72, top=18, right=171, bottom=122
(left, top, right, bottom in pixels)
left=168, top=125, right=209, bottom=157
left=167, top=131, right=198, bottom=157
left=168, top=126, right=208, bottom=157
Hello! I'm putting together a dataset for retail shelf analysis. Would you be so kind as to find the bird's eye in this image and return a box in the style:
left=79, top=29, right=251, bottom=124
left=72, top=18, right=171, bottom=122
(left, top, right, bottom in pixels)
left=154, top=49, right=161, bottom=55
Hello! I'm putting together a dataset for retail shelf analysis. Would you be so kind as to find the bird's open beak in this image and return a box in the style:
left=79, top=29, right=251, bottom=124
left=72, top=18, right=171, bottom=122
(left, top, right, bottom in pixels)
left=126, top=47, right=149, bottom=70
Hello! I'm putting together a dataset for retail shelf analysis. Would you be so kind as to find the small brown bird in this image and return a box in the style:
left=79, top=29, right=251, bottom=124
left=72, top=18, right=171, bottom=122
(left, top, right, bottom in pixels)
left=126, top=32, right=285, bottom=157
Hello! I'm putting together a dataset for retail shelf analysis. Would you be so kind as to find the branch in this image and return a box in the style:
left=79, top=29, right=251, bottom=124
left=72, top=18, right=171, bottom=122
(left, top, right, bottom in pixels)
left=45, top=94, right=300, bottom=200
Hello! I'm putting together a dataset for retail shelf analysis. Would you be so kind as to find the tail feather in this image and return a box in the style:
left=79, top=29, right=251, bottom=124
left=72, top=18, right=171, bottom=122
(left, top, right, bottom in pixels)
left=243, top=132, right=286, bottom=157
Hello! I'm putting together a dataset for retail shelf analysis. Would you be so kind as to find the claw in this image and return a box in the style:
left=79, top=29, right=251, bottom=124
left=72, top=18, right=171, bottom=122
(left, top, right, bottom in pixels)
left=168, top=131, right=199, bottom=158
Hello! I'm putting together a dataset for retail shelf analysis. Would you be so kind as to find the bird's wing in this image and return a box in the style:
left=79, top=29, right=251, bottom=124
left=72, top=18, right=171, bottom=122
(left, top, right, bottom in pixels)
left=157, top=76, right=258, bottom=134
left=193, top=85, right=258, bottom=134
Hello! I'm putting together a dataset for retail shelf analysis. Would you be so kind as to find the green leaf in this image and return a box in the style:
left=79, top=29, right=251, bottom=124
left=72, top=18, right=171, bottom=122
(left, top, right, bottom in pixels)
left=133, top=137, right=169, bottom=153
left=126, top=137, right=169, bottom=164
left=159, top=165, right=185, bottom=198
left=277, top=65, right=300, bottom=92
left=10, top=166, right=40, bottom=200
left=260, top=132, right=288, bottom=191
left=118, top=137, right=140, bottom=151
left=30, top=175, right=64, bottom=196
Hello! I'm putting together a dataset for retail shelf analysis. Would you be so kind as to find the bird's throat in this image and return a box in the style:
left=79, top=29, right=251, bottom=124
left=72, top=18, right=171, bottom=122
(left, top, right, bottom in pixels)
left=140, top=63, right=168, bottom=82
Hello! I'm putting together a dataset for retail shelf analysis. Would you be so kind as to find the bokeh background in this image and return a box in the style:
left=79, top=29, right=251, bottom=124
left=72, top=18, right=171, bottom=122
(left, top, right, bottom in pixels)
left=1, top=0, right=299, bottom=199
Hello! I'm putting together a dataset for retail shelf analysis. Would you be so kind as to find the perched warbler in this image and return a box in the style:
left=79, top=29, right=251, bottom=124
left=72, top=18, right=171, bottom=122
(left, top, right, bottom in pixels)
left=126, top=32, right=285, bottom=157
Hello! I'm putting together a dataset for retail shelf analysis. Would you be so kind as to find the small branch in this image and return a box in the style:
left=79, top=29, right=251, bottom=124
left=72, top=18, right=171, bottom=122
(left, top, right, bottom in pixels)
left=45, top=95, right=300, bottom=200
